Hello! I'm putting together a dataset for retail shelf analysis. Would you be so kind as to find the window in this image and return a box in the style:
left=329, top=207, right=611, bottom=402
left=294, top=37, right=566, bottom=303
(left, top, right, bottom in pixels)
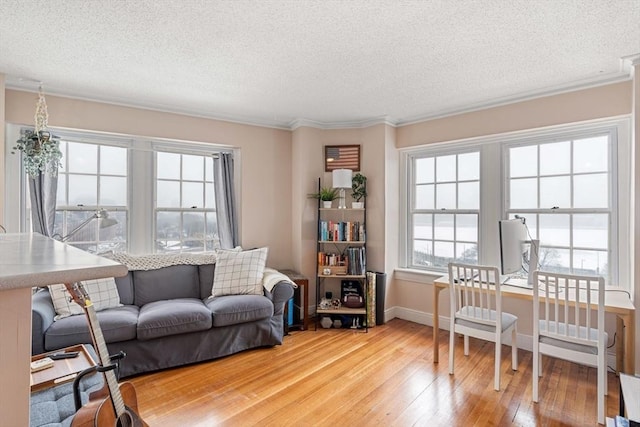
left=402, top=118, right=630, bottom=287
left=54, top=140, right=128, bottom=253
left=506, top=135, right=612, bottom=277
left=155, top=151, right=218, bottom=252
left=409, top=151, right=480, bottom=269
left=3, top=124, right=232, bottom=254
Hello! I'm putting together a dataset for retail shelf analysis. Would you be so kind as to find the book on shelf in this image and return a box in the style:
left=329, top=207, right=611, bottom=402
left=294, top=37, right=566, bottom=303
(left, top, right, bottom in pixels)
left=317, top=248, right=366, bottom=276
left=346, top=246, right=366, bottom=275
left=319, top=220, right=363, bottom=242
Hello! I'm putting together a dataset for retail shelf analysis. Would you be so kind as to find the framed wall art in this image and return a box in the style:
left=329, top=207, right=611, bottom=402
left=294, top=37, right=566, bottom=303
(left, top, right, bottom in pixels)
left=324, top=145, right=361, bottom=172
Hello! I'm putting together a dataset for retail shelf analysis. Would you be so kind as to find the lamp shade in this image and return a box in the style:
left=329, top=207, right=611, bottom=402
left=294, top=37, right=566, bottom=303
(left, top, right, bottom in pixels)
left=332, top=169, right=352, bottom=189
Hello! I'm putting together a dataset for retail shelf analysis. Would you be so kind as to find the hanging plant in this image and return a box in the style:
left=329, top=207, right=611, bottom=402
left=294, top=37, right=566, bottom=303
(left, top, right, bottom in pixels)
left=12, top=86, right=63, bottom=178
left=12, top=129, right=63, bottom=178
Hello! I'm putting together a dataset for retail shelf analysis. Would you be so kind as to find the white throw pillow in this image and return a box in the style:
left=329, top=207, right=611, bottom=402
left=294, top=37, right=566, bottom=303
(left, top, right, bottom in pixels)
left=49, top=277, right=122, bottom=320
left=211, top=247, right=268, bottom=297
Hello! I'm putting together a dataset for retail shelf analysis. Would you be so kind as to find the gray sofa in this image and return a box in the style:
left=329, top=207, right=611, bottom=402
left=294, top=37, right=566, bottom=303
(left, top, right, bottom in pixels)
left=31, top=263, right=295, bottom=378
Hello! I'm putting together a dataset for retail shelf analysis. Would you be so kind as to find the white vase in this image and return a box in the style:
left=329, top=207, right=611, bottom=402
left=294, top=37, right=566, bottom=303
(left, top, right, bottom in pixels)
left=322, top=201, right=332, bottom=208
left=352, top=202, right=364, bottom=209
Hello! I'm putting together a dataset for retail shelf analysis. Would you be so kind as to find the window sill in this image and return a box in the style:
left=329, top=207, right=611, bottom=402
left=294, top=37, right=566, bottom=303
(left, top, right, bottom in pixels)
left=394, top=268, right=445, bottom=284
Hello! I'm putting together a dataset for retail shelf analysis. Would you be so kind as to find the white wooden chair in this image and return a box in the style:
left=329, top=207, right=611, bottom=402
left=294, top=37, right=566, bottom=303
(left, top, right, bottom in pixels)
left=448, top=262, right=518, bottom=391
left=532, top=270, right=607, bottom=424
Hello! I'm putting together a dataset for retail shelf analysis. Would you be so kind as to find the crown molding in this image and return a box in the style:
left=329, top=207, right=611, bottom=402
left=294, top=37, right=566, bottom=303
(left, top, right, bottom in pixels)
left=6, top=61, right=637, bottom=132
left=289, top=115, right=397, bottom=131
left=621, top=53, right=640, bottom=68
left=4, top=77, right=294, bottom=131
left=397, top=71, right=633, bottom=126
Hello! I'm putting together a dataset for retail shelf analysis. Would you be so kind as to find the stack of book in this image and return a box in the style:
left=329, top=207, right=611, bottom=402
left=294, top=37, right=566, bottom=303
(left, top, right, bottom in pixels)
left=319, top=221, right=364, bottom=242
left=346, top=247, right=366, bottom=275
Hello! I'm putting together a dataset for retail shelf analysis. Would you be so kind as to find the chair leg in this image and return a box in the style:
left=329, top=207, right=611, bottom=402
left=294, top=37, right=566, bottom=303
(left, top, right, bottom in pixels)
left=494, top=336, right=501, bottom=391
left=539, top=355, right=542, bottom=376
left=449, top=328, right=455, bottom=375
left=463, top=335, right=469, bottom=356
left=532, top=341, right=539, bottom=402
left=511, top=326, right=518, bottom=370
left=597, top=378, right=604, bottom=424
left=597, top=353, right=606, bottom=424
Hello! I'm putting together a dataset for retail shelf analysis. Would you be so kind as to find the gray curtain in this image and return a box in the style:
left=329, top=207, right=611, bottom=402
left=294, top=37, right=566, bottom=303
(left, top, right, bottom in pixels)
left=213, top=152, right=238, bottom=249
left=29, top=172, right=58, bottom=237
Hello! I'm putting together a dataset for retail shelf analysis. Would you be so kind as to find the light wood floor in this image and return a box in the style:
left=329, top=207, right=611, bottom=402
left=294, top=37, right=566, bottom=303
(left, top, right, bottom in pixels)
left=127, top=319, right=620, bottom=426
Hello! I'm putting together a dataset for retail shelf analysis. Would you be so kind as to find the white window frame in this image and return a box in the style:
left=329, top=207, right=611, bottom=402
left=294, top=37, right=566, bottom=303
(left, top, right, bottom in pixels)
left=399, top=117, right=632, bottom=289
left=407, top=147, right=481, bottom=269
left=54, top=135, right=131, bottom=253
left=502, top=129, right=618, bottom=283
left=153, top=146, right=218, bottom=253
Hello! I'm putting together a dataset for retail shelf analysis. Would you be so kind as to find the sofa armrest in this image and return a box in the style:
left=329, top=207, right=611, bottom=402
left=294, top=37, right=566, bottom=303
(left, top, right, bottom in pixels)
left=264, top=281, right=295, bottom=316
left=32, top=288, right=56, bottom=355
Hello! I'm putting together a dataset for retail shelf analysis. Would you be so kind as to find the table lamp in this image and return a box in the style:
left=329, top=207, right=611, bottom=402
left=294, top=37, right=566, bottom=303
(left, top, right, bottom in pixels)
left=332, top=169, right=352, bottom=209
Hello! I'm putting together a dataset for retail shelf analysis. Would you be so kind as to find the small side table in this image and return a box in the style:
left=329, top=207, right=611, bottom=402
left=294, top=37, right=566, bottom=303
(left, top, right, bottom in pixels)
left=280, top=270, right=309, bottom=331
left=30, top=344, right=97, bottom=393
left=620, top=373, right=640, bottom=423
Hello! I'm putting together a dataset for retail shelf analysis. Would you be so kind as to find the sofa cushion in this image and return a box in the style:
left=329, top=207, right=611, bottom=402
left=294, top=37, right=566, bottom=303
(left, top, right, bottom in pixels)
left=205, top=295, right=273, bottom=327
left=137, top=298, right=212, bottom=340
left=115, top=273, right=135, bottom=305
left=211, top=247, right=268, bottom=297
left=49, top=278, right=122, bottom=320
left=198, top=264, right=216, bottom=299
left=134, top=265, right=200, bottom=306
left=30, top=345, right=104, bottom=427
left=45, top=305, right=139, bottom=351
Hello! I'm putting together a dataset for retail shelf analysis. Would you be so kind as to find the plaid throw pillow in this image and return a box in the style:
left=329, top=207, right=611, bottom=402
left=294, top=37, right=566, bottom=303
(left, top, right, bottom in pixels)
left=211, top=247, right=268, bottom=297
left=49, top=277, right=122, bottom=320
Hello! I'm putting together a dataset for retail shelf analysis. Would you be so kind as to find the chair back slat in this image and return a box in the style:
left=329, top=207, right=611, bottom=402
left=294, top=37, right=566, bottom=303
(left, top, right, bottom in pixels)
left=533, top=270, right=604, bottom=348
left=448, top=263, right=501, bottom=328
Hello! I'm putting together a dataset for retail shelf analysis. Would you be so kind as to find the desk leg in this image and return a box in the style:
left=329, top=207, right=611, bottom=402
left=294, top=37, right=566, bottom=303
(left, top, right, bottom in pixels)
left=433, top=285, right=444, bottom=363
left=0, top=287, right=32, bottom=426
left=621, top=312, right=635, bottom=374
left=302, top=282, right=309, bottom=331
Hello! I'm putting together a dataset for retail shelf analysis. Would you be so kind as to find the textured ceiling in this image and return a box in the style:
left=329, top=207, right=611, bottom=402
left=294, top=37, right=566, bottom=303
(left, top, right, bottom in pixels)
left=1, top=0, right=639, bottom=129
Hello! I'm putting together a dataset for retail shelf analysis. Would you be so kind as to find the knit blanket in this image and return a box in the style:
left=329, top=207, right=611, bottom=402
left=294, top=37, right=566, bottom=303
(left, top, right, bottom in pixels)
left=107, top=252, right=217, bottom=271
left=262, top=268, right=298, bottom=292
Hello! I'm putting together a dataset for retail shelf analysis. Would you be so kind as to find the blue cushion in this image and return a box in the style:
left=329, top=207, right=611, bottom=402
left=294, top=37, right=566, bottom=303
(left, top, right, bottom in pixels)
left=30, top=345, right=104, bottom=427
left=538, top=320, right=608, bottom=355
left=198, top=264, right=216, bottom=299
left=45, top=306, right=139, bottom=351
left=205, top=295, right=273, bottom=327
left=133, top=265, right=200, bottom=306
left=137, top=298, right=212, bottom=340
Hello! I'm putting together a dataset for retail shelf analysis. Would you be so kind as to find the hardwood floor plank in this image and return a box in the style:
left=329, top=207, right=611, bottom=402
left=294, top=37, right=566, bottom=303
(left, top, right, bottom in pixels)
left=127, top=319, right=618, bottom=426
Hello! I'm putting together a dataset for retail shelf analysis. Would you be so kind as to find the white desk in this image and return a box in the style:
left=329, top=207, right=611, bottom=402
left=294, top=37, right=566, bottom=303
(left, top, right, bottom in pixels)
left=0, top=233, right=127, bottom=426
left=432, top=275, right=636, bottom=374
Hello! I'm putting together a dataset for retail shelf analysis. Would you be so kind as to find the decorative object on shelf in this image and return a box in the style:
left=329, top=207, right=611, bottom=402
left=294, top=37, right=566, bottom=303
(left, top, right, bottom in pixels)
left=324, top=144, right=361, bottom=172
left=12, top=86, right=63, bottom=178
left=351, top=172, right=367, bottom=209
left=350, top=317, right=361, bottom=329
left=320, top=316, right=333, bottom=329
left=308, top=186, right=339, bottom=208
left=319, top=297, right=332, bottom=309
left=332, top=168, right=352, bottom=209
